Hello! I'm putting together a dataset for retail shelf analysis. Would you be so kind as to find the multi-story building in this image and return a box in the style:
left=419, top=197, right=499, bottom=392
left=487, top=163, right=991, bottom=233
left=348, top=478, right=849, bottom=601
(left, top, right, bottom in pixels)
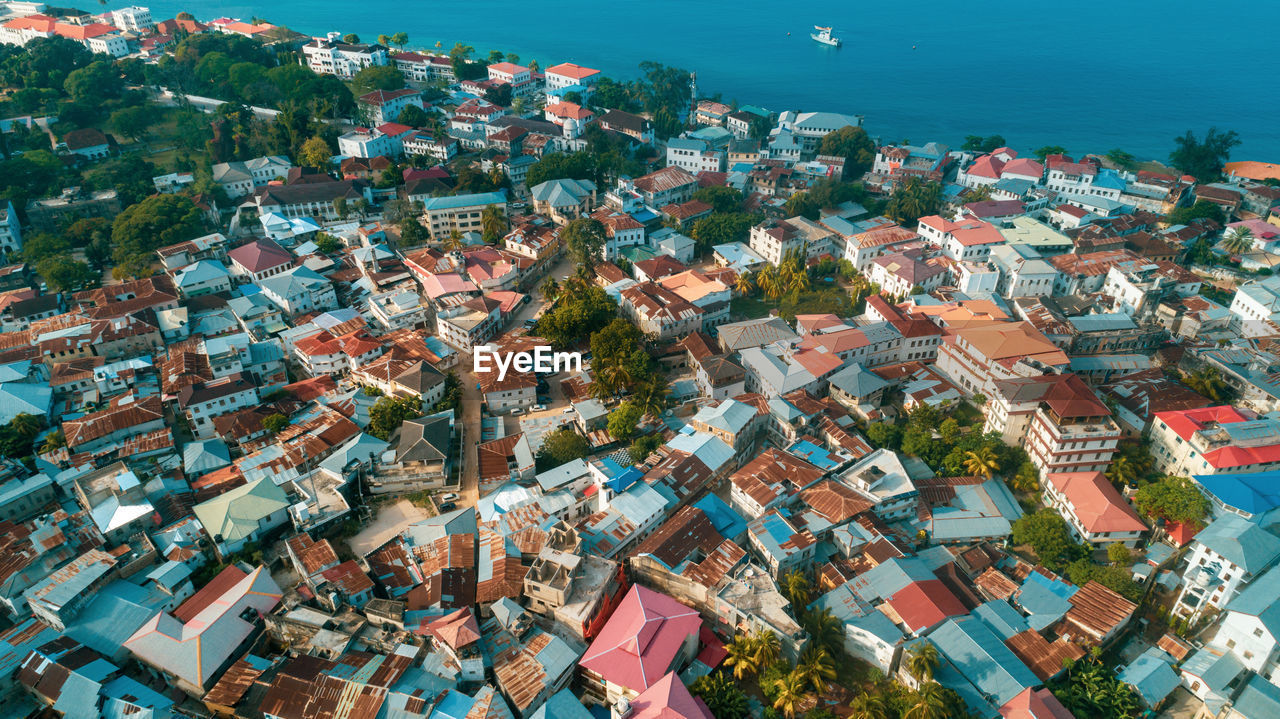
left=935, top=321, right=1070, bottom=399
left=771, top=110, right=862, bottom=158
left=436, top=296, right=502, bottom=350
left=1172, top=514, right=1280, bottom=622
left=0, top=199, right=22, bottom=256
left=108, top=6, right=152, bottom=31
left=177, top=372, right=260, bottom=439
left=251, top=180, right=371, bottom=222
left=211, top=155, right=293, bottom=198
left=337, top=122, right=414, bottom=159
left=986, top=373, right=1121, bottom=476
left=392, top=51, right=454, bottom=83
left=917, top=215, right=1006, bottom=262
left=1042, top=471, right=1146, bottom=547
left=612, top=166, right=698, bottom=210
left=257, top=266, right=337, bottom=316
left=618, top=282, right=703, bottom=341
left=1149, top=406, right=1280, bottom=478
left=749, top=218, right=805, bottom=266
left=420, top=192, right=508, bottom=241
left=25, top=187, right=121, bottom=232
left=302, top=35, right=390, bottom=78
left=356, top=88, right=423, bottom=125
left=544, top=62, right=600, bottom=99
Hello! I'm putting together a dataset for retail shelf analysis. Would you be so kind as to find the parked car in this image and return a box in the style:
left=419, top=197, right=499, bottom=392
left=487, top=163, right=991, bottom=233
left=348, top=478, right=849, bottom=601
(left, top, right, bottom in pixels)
left=440, top=492, right=459, bottom=502
left=532, top=404, right=546, bottom=411
left=510, top=408, right=524, bottom=416
left=562, top=407, right=575, bottom=414
left=439, top=501, right=456, bottom=511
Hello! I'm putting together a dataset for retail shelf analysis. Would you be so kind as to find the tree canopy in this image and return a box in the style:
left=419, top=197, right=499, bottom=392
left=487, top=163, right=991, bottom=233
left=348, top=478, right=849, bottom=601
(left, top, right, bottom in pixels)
left=1135, top=475, right=1210, bottom=526
left=110, top=195, right=205, bottom=277
left=1011, top=508, right=1086, bottom=571
left=368, top=396, right=423, bottom=441
left=536, top=428, right=590, bottom=471
left=1170, top=127, right=1240, bottom=182
left=817, top=126, right=876, bottom=178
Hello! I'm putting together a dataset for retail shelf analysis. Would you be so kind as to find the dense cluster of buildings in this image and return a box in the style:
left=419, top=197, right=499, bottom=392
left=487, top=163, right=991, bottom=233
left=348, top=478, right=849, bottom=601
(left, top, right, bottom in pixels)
left=3, top=2, right=1280, bottom=718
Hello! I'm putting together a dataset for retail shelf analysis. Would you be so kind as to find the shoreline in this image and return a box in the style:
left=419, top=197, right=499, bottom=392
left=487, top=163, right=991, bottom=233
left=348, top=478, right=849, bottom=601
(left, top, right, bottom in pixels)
left=106, top=0, right=1280, bottom=163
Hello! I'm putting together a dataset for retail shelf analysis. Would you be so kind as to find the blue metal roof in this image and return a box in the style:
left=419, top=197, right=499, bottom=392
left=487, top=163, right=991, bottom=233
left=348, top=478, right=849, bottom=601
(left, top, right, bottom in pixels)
left=972, top=599, right=1030, bottom=640
left=1118, top=647, right=1179, bottom=707
left=1195, top=471, right=1280, bottom=517
left=929, top=616, right=1039, bottom=707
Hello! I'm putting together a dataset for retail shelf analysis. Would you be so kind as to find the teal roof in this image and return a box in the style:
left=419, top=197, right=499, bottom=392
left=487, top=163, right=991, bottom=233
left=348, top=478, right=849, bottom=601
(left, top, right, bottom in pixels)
left=192, top=477, right=290, bottom=543
left=420, top=191, right=506, bottom=211
left=1194, top=514, right=1280, bottom=575
left=1227, top=563, right=1280, bottom=636
left=1233, top=673, right=1280, bottom=719
left=1118, top=647, right=1179, bottom=707
left=929, top=616, right=1038, bottom=707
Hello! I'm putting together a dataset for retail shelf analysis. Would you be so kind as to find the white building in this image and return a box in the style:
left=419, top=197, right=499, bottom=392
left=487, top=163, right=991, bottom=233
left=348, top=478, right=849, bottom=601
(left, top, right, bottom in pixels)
left=1172, top=515, right=1280, bottom=622
left=257, top=266, right=338, bottom=317
left=337, top=123, right=414, bottom=159
left=108, top=6, right=152, bottom=31
left=0, top=200, right=22, bottom=256
left=177, top=373, right=260, bottom=439
left=357, top=88, right=423, bottom=126
left=211, top=156, right=293, bottom=199
left=303, top=35, right=390, bottom=79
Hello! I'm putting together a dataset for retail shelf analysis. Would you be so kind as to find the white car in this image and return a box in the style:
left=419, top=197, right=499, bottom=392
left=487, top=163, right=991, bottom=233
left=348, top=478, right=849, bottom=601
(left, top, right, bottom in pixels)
left=440, top=492, right=459, bottom=503
left=562, top=407, right=575, bottom=414
left=510, top=408, right=524, bottom=416
left=532, top=404, right=546, bottom=412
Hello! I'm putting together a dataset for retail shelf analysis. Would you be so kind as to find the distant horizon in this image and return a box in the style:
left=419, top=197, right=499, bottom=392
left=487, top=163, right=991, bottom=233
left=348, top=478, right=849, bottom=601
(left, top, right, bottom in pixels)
left=103, top=0, right=1280, bottom=162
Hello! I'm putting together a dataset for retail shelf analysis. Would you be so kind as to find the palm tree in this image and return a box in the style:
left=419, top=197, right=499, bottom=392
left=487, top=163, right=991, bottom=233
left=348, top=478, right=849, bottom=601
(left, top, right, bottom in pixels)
left=788, top=263, right=811, bottom=295
left=796, top=645, right=838, bottom=693
left=783, top=569, right=810, bottom=608
left=803, top=608, right=842, bottom=654
left=962, top=446, right=999, bottom=479
left=905, top=642, right=939, bottom=683
left=598, top=363, right=634, bottom=397
left=757, top=264, right=784, bottom=303
left=1183, top=366, right=1228, bottom=402
left=481, top=204, right=507, bottom=243
left=540, top=277, right=560, bottom=303
left=904, top=681, right=949, bottom=719
left=848, top=694, right=888, bottom=719
left=772, top=670, right=812, bottom=719
left=1008, top=462, right=1040, bottom=493
left=442, top=229, right=465, bottom=251
left=734, top=271, right=754, bottom=296
left=633, top=379, right=668, bottom=417
left=751, top=629, right=781, bottom=669
left=377, top=33, right=391, bottom=47
left=1221, top=226, right=1255, bottom=256
left=723, top=634, right=760, bottom=680
left=1105, top=455, right=1137, bottom=488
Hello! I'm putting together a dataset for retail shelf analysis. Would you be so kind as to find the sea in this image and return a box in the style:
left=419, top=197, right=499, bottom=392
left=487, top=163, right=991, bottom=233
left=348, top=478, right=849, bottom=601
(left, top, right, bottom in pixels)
left=106, top=0, right=1280, bottom=162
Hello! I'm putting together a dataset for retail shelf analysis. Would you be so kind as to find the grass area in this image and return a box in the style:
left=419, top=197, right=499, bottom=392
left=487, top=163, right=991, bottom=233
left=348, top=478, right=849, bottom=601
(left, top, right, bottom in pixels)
left=403, top=490, right=440, bottom=513
left=730, top=295, right=774, bottom=320
left=950, top=401, right=985, bottom=426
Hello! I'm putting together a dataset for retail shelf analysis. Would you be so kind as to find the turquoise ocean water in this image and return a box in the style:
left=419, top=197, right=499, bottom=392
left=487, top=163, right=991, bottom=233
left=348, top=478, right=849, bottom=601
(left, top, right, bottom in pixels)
left=109, top=0, right=1280, bottom=161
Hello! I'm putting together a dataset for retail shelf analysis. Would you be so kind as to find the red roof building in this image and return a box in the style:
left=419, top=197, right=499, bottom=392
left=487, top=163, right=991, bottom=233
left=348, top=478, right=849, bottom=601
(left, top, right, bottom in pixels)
left=627, top=672, right=714, bottom=719
left=1149, top=406, right=1280, bottom=476
left=1043, top=471, right=1146, bottom=546
left=886, top=580, right=967, bottom=634
left=578, top=585, right=703, bottom=702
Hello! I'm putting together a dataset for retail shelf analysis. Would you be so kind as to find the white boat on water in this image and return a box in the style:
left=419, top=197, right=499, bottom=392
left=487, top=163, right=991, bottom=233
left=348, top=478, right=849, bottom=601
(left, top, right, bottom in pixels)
left=811, top=25, right=841, bottom=47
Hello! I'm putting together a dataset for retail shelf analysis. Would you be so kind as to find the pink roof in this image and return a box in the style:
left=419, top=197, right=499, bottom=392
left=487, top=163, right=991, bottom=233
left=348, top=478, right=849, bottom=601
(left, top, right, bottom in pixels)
left=546, top=62, right=601, bottom=80
left=375, top=122, right=414, bottom=137
left=419, top=273, right=479, bottom=299
left=628, top=672, right=714, bottom=719
left=966, top=155, right=1006, bottom=179
left=228, top=238, right=293, bottom=273
left=951, top=221, right=1005, bottom=247
left=580, top=585, right=702, bottom=693
left=487, top=61, right=530, bottom=75
left=1228, top=219, right=1280, bottom=240
left=488, top=290, right=525, bottom=315
left=1045, top=472, right=1146, bottom=534
left=887, top=580, right=966, bottom=632
left=1000, top=688, right=1076, bottom=719
left=1002, top=158, right=1045, bottom=179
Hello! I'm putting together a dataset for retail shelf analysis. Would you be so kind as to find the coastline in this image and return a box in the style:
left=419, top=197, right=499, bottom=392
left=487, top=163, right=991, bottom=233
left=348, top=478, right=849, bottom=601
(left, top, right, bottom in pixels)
left=104, top=0, right=1280, bottom=162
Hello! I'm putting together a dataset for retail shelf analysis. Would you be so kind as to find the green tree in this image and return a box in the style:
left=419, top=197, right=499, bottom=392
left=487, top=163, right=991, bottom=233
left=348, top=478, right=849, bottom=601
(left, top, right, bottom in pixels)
left=1170, top=127, right=1241, bottom=182
left=1009, top=461, right=1040, bottom=492
left=885, top=177, right=943, bottom=225
left=480, top=205, right=507, bottom=243
left=905, top=642, right=939, bottom=682
left=796, top=645, right=837, bottom=694
left=368, top=395, right=423, bottom=441
left=0, top=413, right=45, bottom=459
left=1107, top=542, right=1131, bottom=566
left=342, top=33, right=360, bottom=44
left=693, top=185, right=744, bottom=214
left=109, top=105, right=152, bottom=144
left=390, top=32, right=409, bottom=49
left=536, top=428, right=590, bottom=470
left=524, top=151, right=595, bottom=187
left=689, top=673, right=749, bottom=719
left=961, top=135, right=1007, bottom=153
left=771, top=670, right=811, bottom=719
left=1181, top=366, right=1230, bottom=402
left=690, top=212, right=758, bottom=255
left=1034, top=145, right=1068, bottom=161
left=1166, top=199, right=1225, bottom=227
left=802, top=608, right=842, bottom=655
left=1105, top=455, right=1138, bottom=488
left=314, top=233, right=343, bottom=254
left=904, top=682, right=949, bottom=719
left=783, top=569, right=810, bottom=607
left=1012, top=508, right=1085, bottom=570
left=562, top=217, right=608, bottom=268
left=629, top=433, right=664, bottom=463
left=1135, top=475, right=1209, bottom=526
left=534, top=279, right=617, bottom=348
left=607, top=401, right=643, bottom=441
left=724, top=634, right=761, bottom=680
left=299, top=136, right=333, bottom=171
left=817, top=125, right=876, bottom=178
left=110, top=195, right=205, bottom=275
left=1105, top=148, right=1136, bottom=169
left=35, top=255, right=96, bottom=292
left=962, top=446, right=1000, bottom=479
left=397, top=104, right=430, bottom=128
left=63, top=60, right=122, bottom=104
left=1050, top=656, right=1140, bottom=719
left=1221, top=225, right=1256, bottom=256
left=261, top=413, right=290, bottom=433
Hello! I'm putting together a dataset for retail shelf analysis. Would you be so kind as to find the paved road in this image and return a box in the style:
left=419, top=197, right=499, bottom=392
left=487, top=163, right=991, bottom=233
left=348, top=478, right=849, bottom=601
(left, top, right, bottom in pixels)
left=455, top=254, right=577, bottom=504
